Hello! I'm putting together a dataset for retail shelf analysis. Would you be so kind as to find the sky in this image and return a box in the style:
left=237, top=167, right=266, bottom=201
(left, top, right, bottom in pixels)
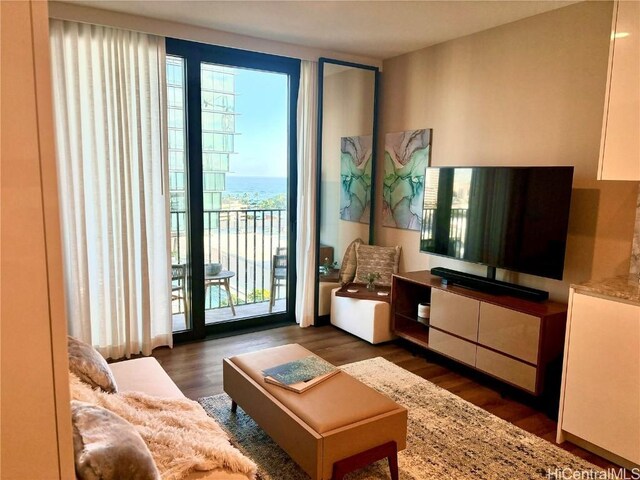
left=229, top=67, right=288, bottom=178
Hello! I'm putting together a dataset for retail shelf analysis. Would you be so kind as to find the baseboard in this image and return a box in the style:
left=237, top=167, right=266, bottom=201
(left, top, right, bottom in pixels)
left=560, top=431, right=640, bottom=470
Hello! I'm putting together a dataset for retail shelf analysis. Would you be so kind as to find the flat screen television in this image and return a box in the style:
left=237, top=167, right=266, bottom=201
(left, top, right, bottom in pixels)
left=420, top=166, right=574, bottom=281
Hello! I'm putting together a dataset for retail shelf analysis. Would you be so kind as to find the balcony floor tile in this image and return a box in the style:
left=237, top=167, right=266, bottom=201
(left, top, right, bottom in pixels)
left=172, top=299, right=286, bottom=332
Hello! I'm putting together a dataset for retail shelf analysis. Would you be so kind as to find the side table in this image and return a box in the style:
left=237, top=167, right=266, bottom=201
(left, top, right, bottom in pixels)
left=205, top=270, right=236, bottom=316
left=335, top=283, right=391, bottom=303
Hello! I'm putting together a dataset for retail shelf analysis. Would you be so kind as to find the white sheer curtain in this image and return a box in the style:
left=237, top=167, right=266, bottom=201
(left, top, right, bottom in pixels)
left=295, top=60, right=318, bottom=328
left=49, top=20, right=172, bottom=358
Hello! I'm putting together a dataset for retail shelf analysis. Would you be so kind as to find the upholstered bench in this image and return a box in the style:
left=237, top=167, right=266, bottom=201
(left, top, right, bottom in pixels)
left=330, top=287, right=395, bottom=344
left=223, top=344, right=407, bottom=480
left=327, top=242, right=400, bottom=343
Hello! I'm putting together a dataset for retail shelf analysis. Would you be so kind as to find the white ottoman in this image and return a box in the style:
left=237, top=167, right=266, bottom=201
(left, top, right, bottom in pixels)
left=330, top=288, right=395, bottom=344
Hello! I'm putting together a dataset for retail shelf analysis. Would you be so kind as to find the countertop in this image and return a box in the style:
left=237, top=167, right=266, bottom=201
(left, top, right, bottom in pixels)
left=572, top=274, right=640, bottom=305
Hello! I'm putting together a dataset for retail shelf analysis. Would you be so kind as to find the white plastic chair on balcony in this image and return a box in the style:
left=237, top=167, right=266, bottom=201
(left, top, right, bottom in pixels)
left=269, top=247, right=287, bottom=313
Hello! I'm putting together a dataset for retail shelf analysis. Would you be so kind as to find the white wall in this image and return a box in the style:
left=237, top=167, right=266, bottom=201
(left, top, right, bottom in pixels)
left=1, top=1, right=74, bottom=477
left=48, top=1, right=382, bottom=67
left=375, top=1, right=638, bottom=301
left=320, top=67, right=376, bottom=263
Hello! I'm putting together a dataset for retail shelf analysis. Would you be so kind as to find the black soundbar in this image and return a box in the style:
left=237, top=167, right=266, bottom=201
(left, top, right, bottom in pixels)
left=430, top=267, right=549, bottom=302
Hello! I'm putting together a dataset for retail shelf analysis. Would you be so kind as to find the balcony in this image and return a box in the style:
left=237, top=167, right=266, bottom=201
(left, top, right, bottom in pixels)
left=171, top=208, right=288, bottom=331
left=420, top=207, right=468, bottom=257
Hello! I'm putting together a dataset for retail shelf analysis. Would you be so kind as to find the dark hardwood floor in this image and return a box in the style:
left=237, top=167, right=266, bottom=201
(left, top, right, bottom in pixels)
left=152, top=323, right=614, bottom=469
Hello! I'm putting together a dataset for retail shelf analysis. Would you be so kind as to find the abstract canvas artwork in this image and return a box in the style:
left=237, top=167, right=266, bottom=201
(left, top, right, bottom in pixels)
left=383, top=129, right=432, bottom=230
left=340, top=135, right=372, bottom=223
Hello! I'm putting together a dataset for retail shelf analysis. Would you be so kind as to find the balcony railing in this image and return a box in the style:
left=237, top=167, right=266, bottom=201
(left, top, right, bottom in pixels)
left=421, top=207, right=468, bottom=258
left=171, top=208, right=287, bottom=313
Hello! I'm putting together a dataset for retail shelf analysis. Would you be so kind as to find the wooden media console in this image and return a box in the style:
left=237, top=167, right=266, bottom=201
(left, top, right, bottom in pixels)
left=391, top=271, right=568, bottom=396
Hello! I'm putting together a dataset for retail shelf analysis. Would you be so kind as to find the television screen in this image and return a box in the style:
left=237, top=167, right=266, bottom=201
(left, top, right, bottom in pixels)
left=420, top=166, right=574, bottom=280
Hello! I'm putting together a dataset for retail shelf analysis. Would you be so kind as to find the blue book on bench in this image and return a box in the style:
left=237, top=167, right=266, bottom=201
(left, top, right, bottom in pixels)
left=262, top=356, right=336, bottom=386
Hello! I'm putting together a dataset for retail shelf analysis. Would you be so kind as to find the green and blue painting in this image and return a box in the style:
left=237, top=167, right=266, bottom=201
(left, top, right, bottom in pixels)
left=383, top=129, right=432, bottom=230
left=340, top=135, right=372, bottom=223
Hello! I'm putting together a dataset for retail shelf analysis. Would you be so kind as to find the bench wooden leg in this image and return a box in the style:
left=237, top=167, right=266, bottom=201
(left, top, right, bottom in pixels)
left=388, top=444, right=399, bottom=480
left=231, top=400, right=238, bottom=413
left=332, top=441, right=398, bottom=480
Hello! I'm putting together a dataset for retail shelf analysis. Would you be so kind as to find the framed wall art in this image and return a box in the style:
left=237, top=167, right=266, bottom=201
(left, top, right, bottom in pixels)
left=382, top=129, right=432, bottom=230
left=340, top=135, right=372, bottom=224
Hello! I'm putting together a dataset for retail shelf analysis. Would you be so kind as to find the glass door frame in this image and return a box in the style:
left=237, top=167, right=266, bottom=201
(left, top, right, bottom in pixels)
left=166, top=38, right=300, bottom=342
left=313, top=58, right=380, bottom=325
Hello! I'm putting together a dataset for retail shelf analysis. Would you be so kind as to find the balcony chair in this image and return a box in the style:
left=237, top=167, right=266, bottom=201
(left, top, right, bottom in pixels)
left=269, top=247, right=287, bottom=313
left=171, top=264, right=186, bottom=313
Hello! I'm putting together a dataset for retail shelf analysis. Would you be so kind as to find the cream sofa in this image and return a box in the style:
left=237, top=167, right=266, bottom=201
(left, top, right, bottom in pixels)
left=109, top=357, right=251, bottom=480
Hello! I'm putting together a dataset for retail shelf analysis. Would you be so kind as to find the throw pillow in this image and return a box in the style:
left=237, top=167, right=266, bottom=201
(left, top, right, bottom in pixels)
left=71, top=401, right=160, bottom=480
left=68, top=336, right=118, bottom=393
left=354, top=244, right=401, bottom=286
left=338, top=238, right=363, bottom=285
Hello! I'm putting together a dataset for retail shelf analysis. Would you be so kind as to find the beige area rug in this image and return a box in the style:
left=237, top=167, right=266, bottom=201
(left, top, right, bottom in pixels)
left=199, top=357, right=599, bottom=479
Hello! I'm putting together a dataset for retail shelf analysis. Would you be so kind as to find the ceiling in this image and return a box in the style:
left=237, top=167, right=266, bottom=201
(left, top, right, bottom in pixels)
left=66, top=1, right=578, bottom=60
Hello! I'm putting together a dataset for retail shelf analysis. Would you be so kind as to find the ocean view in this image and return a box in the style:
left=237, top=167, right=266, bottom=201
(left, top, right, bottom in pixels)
left=223, top=175, right=287, bottom=207
left=225, top=175, right=286, bottom=196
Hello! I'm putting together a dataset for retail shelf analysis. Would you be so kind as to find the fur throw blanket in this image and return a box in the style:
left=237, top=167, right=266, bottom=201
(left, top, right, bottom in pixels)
left=70, top=373, right=257, bottom=480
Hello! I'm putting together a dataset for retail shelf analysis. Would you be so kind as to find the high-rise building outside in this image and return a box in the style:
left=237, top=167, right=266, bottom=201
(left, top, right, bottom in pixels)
left=166, top=57, right=238, bottom=263
left=200, top=62, right=237, bottom=211
left=167, top=56, right=187, bottom=213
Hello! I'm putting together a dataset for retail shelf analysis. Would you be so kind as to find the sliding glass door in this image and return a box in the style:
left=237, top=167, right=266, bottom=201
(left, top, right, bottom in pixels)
left=166, top=39, right=300, bottom=341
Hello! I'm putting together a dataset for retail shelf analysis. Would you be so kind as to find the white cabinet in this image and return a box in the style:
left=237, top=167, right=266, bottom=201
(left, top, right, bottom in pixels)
left=598, top=0, right=640, bottom=181
left=558, top=289, right=640, bottom=467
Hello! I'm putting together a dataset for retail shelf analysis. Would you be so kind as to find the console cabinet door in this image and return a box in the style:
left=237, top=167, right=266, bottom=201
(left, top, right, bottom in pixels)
left=429, top=329, right=477, bottom=367
left=476, top=347, right=537, bottom=392
left=560, top=292, right=640, bottom=464
left=478, top=303, right=540, bottom=364
left=430, top=289, right=480, bottom=341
